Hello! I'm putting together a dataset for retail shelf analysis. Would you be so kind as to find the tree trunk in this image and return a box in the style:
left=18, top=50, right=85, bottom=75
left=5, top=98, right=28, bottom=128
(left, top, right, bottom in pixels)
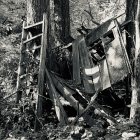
left=53, top=0, right=70, bottom=46
left=50, top=0, right=71, bottom=78
left=126, top=0, right=140, bottom=123
left=27, top=0, right=50, bottom=25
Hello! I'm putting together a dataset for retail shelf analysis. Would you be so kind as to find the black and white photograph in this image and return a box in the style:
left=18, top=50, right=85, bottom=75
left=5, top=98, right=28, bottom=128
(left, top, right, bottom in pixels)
left=0, top=0, right=140, bottom=139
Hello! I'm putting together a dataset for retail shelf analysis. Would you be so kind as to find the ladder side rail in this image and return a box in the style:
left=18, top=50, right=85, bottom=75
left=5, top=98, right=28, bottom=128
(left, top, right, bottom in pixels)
left=16, top=21, right=28, bottom=103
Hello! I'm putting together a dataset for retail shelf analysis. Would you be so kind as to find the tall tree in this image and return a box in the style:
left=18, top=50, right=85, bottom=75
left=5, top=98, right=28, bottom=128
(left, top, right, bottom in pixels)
left=49, top=0, right=72, bottom=77
left=126, top=0, right=140, bottom=123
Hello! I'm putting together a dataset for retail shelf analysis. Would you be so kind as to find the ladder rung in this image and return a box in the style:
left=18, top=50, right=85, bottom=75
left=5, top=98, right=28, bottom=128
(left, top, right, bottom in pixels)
left=28, top=45, right=41, bottom=51
left=21, top=45, right=41, bottom=53
left=23, top=33, right=42, bottom=44
left=24, top=21, right=43, bottom=30
left=33, top=45, right=41, bottom=50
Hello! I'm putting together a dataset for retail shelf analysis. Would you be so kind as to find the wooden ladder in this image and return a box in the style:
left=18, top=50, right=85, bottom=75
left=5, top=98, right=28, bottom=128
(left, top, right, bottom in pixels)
left=16, top=14, right=48, bottom=130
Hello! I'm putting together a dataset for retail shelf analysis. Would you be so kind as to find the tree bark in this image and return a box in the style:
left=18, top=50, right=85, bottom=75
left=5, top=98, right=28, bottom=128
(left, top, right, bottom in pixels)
left=126, top=0, right=140, bottom=123
left=53, top=0, right=70, bottom=46
left=27, top=0, right=50, bottom=25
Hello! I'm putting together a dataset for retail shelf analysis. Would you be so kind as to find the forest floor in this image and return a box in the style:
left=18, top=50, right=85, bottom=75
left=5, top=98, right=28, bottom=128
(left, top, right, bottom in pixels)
left=0, top=0, right=140, bottom=140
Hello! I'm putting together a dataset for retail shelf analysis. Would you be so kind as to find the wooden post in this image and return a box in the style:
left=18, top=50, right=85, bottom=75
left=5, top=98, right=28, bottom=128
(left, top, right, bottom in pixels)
left=100, top=38, right=112, bottom=90
left=72, top=36, right=81, bottom=85
left=34, top=13, right=47, bottom=131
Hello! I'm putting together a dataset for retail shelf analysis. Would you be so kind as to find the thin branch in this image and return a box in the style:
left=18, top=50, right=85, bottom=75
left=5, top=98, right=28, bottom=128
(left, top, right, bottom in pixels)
left=85, top=0, right=100, bottom=26
left=4, top=91, right=17, bottom=100
left=84, top=10, right=100, bottom=26
left=2, top=17, right=8, bottom=25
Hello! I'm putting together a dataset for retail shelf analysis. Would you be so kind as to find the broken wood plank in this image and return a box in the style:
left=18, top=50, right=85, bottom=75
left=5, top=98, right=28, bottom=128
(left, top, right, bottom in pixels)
left=51, top=74, right=96, bottom=126
left=72, top=91, right=99, bottom=125
left=72, top=36, right=81, bottom=84
left=86, top=19, right=115, bottom=46
left=52, top=74, right=84, bottom=111
left=72, top=91, right=117, bottom=125
left=99, top=59, right=111, bottom=90
left=92, top=101, right=117, bottom=124
left=79, top=36, right=95, bottom=94
left=91, top=64, right=102, bottom=92
left=85, top=52, right=102, bottom=92
left=98, top=37, right=112, bottom=90
left=46, top=69, right=68, bottom=125
left=88, top=37, right=114, bottom=51
left=52, top=74, right=88, bottom=106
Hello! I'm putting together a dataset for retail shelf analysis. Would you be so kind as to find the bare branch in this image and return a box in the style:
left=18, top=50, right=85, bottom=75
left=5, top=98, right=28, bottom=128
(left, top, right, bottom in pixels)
left=84, top=10, right=100, bottom=26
